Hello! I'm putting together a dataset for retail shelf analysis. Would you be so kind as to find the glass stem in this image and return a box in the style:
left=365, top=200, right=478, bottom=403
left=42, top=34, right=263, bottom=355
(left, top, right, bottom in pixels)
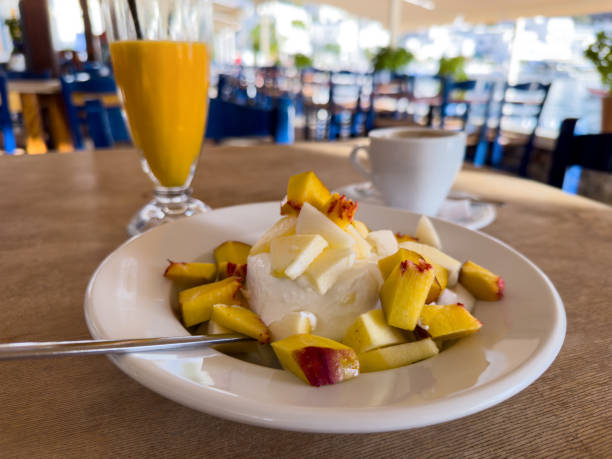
left=153, top=186, right=193, bottom=214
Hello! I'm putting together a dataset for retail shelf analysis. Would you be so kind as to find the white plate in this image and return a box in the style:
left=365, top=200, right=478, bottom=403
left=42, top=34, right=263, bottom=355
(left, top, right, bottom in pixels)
left=84, top=202, right=565, bottom=433
left=335, top=182, right=497, bottom=230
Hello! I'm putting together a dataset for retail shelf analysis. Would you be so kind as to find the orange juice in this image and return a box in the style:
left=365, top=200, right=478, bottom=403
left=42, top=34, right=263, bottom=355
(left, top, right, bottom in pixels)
left=110, top=41, right=209, bottom=187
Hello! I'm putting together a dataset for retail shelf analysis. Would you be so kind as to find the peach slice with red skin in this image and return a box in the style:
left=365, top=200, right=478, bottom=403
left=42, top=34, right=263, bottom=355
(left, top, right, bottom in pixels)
left=380, top=258, right=435, bottom=331
left=323, top=193, right=358, bottom=229
left=271, top=334, right=359, bottom=387
left=459, top=260, right=505, bottom=301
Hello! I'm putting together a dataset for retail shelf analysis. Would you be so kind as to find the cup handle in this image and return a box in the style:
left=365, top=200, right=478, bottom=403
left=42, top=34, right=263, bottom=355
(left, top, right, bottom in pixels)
left=349, top=145, right=372, bottom=180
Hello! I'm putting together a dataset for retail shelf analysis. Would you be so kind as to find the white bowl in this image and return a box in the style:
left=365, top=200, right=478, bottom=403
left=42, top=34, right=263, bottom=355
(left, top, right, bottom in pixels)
left=84, top=202, right=565, bottom=433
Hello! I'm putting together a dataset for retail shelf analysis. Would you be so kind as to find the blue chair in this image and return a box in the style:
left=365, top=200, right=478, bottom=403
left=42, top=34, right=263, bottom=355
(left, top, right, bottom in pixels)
left=437, top=77, right=478, bottom=129
left=60, top=75, right=130, bottom=149
left=548, top=118, right=612, bottom=193
left=366, top=72, right=415, bottom=132
left=205, top=94, right=294, bottom=144
left=0, top=72, right=17, bottom=153
left=328, top=71, right=370, bottom=139
left=477, top=81, right=551, bottom=176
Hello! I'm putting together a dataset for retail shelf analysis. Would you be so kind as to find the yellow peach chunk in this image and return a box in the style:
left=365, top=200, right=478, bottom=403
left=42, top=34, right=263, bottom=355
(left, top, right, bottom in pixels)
left=211, top=304, right=270, bottom=343
left=214, top=241, right=252, bottom=266
left=380, top=259, right=435, bottom=331
left=271, top=334, right=359, bottom=386
left=459, top=260, right=505, bottom=301
left=163, top=261, right=217, bottom=288
left=179, top=277, right=242, bottom=327
left=322, top=193, right=358, bottom=229
left=419, top=304, right=482, bottom=340
left=343, top=309, right=406, bottom=353
left=358, top=338, right=439, bottom=372
left=280, top=171, right=331, bottom=215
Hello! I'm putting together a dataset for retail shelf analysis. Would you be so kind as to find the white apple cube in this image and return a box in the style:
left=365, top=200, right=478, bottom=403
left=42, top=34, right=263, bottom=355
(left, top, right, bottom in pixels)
left=415, top=215, right=442, bottom=250
left=268, top=311, right=317, bottom=342
left=345, top=224, right=372, bottom=259
left=250, top=215, right=297, bottom=255
left=270, top=234, right=328, bottom=280
left=352, top=220, right=370, bottom=238
left=305, top=248, right=355, bottom=294
left=437, top=283, right=476, bottom=312
left=398, top=240, right=461, bottom=286
left=295, top=202, right=355, bottom=249
left=366, top=230, right=398, bottom=258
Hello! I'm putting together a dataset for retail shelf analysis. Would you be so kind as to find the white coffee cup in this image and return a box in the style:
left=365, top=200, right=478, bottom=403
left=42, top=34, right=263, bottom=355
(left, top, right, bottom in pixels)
left=350, top=127, right=466, bottom=215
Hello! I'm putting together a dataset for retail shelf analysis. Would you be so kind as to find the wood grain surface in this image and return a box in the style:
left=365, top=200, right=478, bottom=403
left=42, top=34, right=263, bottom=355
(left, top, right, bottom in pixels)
left=0, top=144, right=610, bottom=458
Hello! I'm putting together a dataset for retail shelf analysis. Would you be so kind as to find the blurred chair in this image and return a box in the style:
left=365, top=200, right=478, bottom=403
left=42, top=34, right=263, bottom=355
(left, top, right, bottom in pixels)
left=366, top=72, right=415, bottom=131
left=0, top=72, right=17, bottom=153
left=205, top=94, right=294, bottom=144
left=328, top=71, right=371, bottom=139
left=298, top=68, right=332, bottom=140
left=476, top=81, right=551, bottom=176
left=60, top=75, right=130, bottom=149
left=548, top=118, right=612, bottom=193
left=436, top=77, right=484, bottom=130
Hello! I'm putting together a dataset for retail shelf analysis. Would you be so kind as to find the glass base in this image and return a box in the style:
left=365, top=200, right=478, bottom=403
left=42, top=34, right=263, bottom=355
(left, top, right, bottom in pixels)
left=127, top=187, right=211, bottom=237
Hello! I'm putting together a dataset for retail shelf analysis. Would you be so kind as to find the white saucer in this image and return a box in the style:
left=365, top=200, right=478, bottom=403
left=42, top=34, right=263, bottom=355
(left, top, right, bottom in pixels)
left=335, top=182, right=496, bottom=230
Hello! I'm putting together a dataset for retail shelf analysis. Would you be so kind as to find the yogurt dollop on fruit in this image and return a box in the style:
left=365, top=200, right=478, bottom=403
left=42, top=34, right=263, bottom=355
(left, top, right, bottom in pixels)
left=246, top=253, right=382, bottom=341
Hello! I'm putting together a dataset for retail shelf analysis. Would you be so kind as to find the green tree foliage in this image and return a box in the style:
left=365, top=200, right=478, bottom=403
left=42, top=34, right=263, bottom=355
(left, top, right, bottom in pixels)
left=437, top=56, right=468, bottom=81
left=293, top=53, right=313, bottom=69
left=372, top=47, right=414, bottom=72
left=584, top=31, right=612, bottom=93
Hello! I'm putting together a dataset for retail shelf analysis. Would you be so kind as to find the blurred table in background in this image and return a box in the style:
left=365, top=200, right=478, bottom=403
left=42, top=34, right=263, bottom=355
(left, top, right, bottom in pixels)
left=7, top=78, right=73, bottom=154
left=0, top=143, right=610, bottom=457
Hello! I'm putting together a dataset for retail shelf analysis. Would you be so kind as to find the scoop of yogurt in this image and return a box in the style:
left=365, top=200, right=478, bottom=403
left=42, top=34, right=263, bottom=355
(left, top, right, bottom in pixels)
left=246, top=253, right=382, bottom=341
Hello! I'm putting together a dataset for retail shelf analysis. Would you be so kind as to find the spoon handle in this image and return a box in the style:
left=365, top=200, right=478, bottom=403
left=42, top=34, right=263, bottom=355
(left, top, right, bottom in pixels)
left=0, top=334, right=252, bottom=360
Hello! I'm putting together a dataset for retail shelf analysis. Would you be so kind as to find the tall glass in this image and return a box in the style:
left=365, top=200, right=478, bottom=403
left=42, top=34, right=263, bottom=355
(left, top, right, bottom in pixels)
left=102, top=0, right=213, bottom=236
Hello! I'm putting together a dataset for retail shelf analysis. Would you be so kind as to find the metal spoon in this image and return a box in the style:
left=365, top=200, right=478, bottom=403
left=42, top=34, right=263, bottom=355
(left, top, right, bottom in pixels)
left=0, top=334, right=254, bottom=360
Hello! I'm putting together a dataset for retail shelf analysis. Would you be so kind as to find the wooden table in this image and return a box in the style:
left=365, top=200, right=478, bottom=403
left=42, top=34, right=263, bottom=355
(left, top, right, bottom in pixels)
left=6, top=78, right=73, bottom=154
left=0, top=144, right=610, bottom=457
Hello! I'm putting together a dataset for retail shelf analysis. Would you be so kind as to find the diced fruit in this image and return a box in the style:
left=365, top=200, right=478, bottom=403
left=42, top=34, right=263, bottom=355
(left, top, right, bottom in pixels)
left=295, top=202, right=354, bottom=249
left=459, top=260, right=505, bottom=301
left=163, top=261, right=217, bottom=288
left=270, top=234, right=328, bottom=280
left=399, top=240, right=461, bottom=287
left=345, top=224, right=372, bottom=259
left=271, top=334, right=359, bottom=386
left=305, top=248, right=355, bottom=295
left=358, top=338, right=439, bottom=372
left=380, top=259, right=435, bottom=331
left=366, top=230, right=398, bottom=258
left=179, top=277, right=242, bottom=327
left=269, top=311, right=315, bottom=342
left=207, top=318, right=231, bottom=334
left=437, top=283, right=476, bottom=312
left=378, top=248, right=423, bottom=279
left=415, top=215, right=442, bottom=250
left=280, top=171, right=331, bottom=215
left=217, top=261, right=247, bottom=281
left=419, top=304, right=482, bottom=340
left=214, top=241, right=251, bottom=267
left=343, top=309, right=406, bottom=353
left=323, top=193, right=358, bottom=228
left=250, top=216, right=297, bottom=255
left=204, top=318, right=260, bottom=354
left=211, top=304, right=270, bottom=343
left=352, top=220, right=370, bottom=238
left=395, top=232, right=418, bottom=242
left=378, top=248, right=447, bottom=304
